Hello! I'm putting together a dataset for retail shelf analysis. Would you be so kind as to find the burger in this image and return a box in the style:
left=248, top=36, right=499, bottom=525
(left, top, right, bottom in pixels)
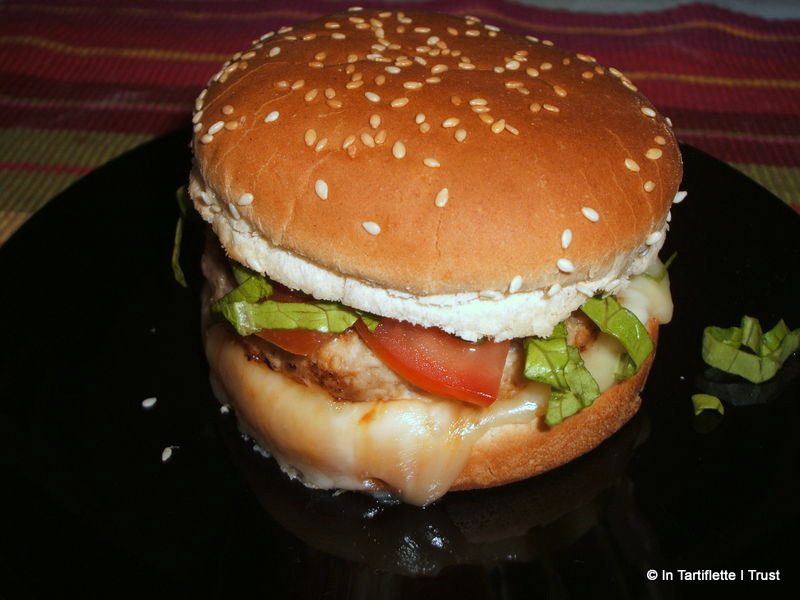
left=188, top=8, right=681, bottom=506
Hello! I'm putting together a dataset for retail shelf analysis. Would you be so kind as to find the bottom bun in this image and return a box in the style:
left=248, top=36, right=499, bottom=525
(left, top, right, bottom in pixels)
left=204, top=294, right=658, bottom=505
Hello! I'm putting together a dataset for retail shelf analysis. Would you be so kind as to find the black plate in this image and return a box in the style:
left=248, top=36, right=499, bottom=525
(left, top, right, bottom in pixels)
left=1, top=130, right=798, bottom=599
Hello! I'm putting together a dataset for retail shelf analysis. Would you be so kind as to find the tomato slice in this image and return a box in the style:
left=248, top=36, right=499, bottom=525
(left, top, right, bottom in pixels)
left=253, top=283, right=335, bottom=356
left=355, top=319, right=510, bottom=406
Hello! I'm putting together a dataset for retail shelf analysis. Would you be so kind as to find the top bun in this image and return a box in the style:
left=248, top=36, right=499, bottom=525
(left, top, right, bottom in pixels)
left=190, top=9, right=681, bottom=298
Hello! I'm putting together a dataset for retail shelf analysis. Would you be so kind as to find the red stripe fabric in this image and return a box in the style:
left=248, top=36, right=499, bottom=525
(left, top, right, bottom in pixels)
left=1, top=0, right=798, bottom=217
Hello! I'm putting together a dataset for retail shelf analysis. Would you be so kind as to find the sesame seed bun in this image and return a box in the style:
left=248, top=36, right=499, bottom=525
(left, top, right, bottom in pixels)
left=189, top=9, right=681, bottom=309
left=204, top=297, right=659, bottom=504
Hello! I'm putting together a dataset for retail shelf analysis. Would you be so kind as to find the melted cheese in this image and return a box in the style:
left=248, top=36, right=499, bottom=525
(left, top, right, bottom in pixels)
left=207, top=264, right=674, bottom=506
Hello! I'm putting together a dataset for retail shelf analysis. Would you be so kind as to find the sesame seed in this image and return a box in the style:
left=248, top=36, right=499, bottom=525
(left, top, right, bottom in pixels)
left=667, top=210, right=672, bottom=222
left=327, top=99, right=343, bottom=109
left=491, top=119, right=506, bottom=134
left=385, top=65, right=401, bottom=74
left=540, top=62, right=552, bottom=70
left=347, top=53, right=358, bottom=63
left=543, top=103, right=559, bottom=113
left=369, top=114, right=381, bottom=129
left=581, top=71, right=594, bottom=79
left=208, top=121, right=225, bottom=135
left=325, top=21, right=340, bottom=29
left=275, top=80, right=289, bottom=89
left=448, top=27, right=459, bottom=35
left=161, top=446, right=176, bottom=462
left=332, top=32, right=346, bottom=40
left=529, top=102, right=542, bottom=113
left=431, top=64, right=448, bottom=74
left=193, top=123, right=202, bottom=133
left=458, top=62, right=476, bottom=70
left=465, top=29, right=480, bottom=37
left=644, top=181, right=656, bottom=192
left=200, top=134, right=213, bottom=144
left=509, top=275, right=523, bottom=293
left=304, top=129, right=317, bottom=147
left=505, top=60, right=520, bottom=70
left=364, top=91, right=381, bottom=103
left=375, top=129, right=387, bottom=145
left=561, top=229, right=572, bottom=249
left=641, top=106, right=656, bottom=118
left=404, top=81, right=423, bottom=90
left=553, top=85, right=567, bottom=97
left=451, top=96, right=462, bottom=106
left=315, top=179, right=329, bottom=200
left=479, top=113, right=495, bottom=125
left=415, top=113, right=426, bottom=124
left=646, top=231, right=663, bottom=245
left=557, top=258, right=575, bottom=273
left=228, top=202, right=240, bottom=220
left=577, top=284, right=594, bottom=296
left=434, top=188, right=449, bottom=207
left=362, top=221, right=381, bottom=235
left=547, top=283, right=562, bottom=296
left=142, top=397, right=157, bottom=409
left=505, top=123, right=519, bottom=135
left=347, top=145, right=357, bottom=158
left=192, top=110, right=203, bottom=124
left=342, top=135, right=356, bottom=150
left=324, top=87, right=336, bottom=99
left=673, top=190, right=688, bottom=204
left=505, top=81, right=523, bottom=89
left=622, top=80, right=638, bottom=92
left=442, top=117, right=460, bottom=128
left=390, top=97, right=409, bottom=108
left=427, top=35, right=440, bottom=44
left=392, top=140, right=406, bottom=159
left=423, top=157, right=440, bottom=168
left=646, top=148, right=663, bottom=160
left=238, top=192, right=254, bottom=206
left=426, top=76, right=441, bottom=84
left=269, top=46, right=281, bottom=57
left=361, top=132, right=376, bottom=148
left=665, top=117, right=673, bottom=127
left=624, top=158, right=640, bottom=172
left=420, top=123, right=431, bottom=133
left=654, top=135, right=667, bottom=145
left=581, top=207, right=600, bottom=222
left=374, top=74, right=386, bottom=86
left=609, top=67, right=623, bottom=78
left=414, top=26, right=431, bottom=33
left=454, top=128, right=467, bottom=142
left=222, top=104, right=234, bottom=115
left=315, top=138, right=328, bottom=152
left=304, top=88, right=318, bottom=102
left=291, top=80, right=305, bottom=90
left=469, top=98, right=487, bottom=106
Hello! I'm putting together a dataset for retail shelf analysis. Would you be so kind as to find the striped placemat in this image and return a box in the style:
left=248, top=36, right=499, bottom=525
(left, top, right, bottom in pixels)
left=1, top=1, right=798, bottom=243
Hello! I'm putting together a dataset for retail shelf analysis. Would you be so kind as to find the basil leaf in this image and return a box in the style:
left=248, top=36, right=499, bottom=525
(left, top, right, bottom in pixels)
left=172, top=186, right=189, bottom=288
left=692, top=393, right=725, bottom=416
left=581, top=296, right=653, bottom=375
left=702, top=316, right=800, bottom=383
left=524, top=323, right=600, bottom=426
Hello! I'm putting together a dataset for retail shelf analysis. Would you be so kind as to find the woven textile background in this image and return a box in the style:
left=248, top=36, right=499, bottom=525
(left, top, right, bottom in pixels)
left=1, top=1, right=799, bottom=243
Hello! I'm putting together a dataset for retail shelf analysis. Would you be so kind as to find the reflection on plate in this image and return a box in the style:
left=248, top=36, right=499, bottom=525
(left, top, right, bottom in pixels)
left=0, top=130, right=798, bottom=598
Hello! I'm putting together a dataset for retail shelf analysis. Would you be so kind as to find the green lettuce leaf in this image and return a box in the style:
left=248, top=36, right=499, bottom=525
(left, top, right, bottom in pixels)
left=213, top=261, right=379, bottom=335
left=643, top=251, right=677, bottom=282
left=581, top=296, right=654, bottom=374
left=172, top=186, right=189, bottom=288
left=702, top=316, right=800, bottom=383
left=691, top=393, right=725, bottom=416
left=217, top=300, right=360, bottom=336
left=524, top=323, right=600, bottom=426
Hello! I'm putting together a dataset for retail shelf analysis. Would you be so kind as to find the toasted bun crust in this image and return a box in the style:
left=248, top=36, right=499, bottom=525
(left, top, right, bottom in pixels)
left=205, top=310, right=658, bottom=504
left=190, top=9, right=681, bottom=296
